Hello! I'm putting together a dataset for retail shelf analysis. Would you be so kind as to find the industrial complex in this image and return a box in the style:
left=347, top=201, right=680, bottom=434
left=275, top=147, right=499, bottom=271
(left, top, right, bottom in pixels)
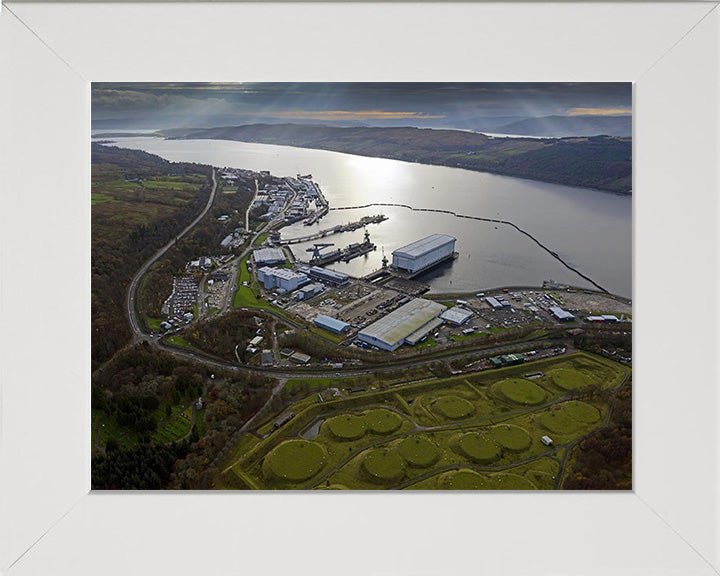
left=358, top=298, right=447, bottom=351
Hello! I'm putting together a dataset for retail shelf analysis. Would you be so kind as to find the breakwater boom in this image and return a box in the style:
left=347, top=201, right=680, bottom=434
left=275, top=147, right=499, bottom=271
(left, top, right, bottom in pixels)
left=330, top=203, right=609, bottom=293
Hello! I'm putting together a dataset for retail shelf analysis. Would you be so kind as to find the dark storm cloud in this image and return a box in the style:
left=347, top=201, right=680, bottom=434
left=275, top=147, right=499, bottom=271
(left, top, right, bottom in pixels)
left=91, top=83, right=631, bottom=126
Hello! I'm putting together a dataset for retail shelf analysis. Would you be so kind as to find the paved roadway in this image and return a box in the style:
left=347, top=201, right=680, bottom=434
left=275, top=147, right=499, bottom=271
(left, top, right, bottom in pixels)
left=126, top=169, right=217, bottom=341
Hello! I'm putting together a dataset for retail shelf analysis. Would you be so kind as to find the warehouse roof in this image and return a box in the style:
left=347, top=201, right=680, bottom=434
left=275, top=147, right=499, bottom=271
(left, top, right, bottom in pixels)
left=309, top=266, right=349, bottom=283
left=549, top=306, right=576, bottom=320
left=359, top=298, right=446, bottom=348
left=259, top=267, right=307, bottom=281
left=393, top=234, right=456, bottom=258
left=405, top=317, right=444, bottom=346
left=314, top=315, right=350, bottom=333
left=440, top=306, right=474, bottom=325
left=253, top=247, right=285, bottom=263
left=485, top=296, right=503, bottom=309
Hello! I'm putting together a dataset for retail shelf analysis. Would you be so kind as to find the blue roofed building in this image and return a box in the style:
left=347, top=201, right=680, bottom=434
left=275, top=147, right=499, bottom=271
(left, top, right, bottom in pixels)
left=314, top=315, right=351, bottom=334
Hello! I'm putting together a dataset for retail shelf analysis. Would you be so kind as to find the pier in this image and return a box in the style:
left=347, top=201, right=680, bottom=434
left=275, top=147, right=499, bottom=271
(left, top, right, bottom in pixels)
left=279, top=214, right=388, bottom=245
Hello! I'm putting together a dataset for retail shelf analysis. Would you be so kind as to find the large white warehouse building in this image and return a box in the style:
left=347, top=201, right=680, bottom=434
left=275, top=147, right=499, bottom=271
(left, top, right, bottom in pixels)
left=392, top=234, right=456, bottom=274
left=358, top=298, right=446, bottom=351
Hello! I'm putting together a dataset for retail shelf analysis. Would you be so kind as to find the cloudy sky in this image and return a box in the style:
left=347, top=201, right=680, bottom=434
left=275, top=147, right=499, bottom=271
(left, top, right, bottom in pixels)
left=92, top=82, right=631, bottom=129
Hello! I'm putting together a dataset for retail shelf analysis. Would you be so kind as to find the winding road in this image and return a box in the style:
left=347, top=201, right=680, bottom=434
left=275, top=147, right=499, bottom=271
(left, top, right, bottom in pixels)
left=126, top=169, right=218, bottom=341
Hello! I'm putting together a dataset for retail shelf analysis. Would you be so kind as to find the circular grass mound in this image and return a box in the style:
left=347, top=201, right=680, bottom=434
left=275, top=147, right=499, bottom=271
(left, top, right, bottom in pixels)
left=363, top=448, right=405, bottom=483
left=538, top=410, right=580, bottom=435
left=563, top=400, right=601, bottom=423
left=458, top=432, right=501, bottom=464
left=365, top=409, right=402, bottom=435
left=263, top=440, right=326, bottom=482
left=398, top=436, right=440, bottom=468
left=434, top=395, right=475, bottom=419
left=495, top=378, right=546, bottom=405
left=326, top=414, right=366, bottom=441
left=491, top=424, right=532, bottom=452
left=486, top=473, right=537, bottom=490
left=550, top=368, right=593, bottom=390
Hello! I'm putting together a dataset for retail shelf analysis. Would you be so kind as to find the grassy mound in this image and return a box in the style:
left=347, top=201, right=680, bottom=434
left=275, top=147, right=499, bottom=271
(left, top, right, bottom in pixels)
left=326, top=414, right=366, bottom=441
left=486, top=473, right=538, bottom=490
left=363, top=448, right=405, bottom=483
left=440, top=470, right=538, bottom=490
left=458, top=432, right=501, bottom=464
left=398, top=436, right=440, bottom=468
left=263, top=440, right=326, bottom=482
left=440, top=469, right=488, bottom=489
left=491, top=424, right=532, bottom=452
left=495, top=379, right=546, bottom=405
left=538, top=410, right=580, bottom=435
left=435, top=395, right=475, bottom=419
left=365, top=409, right=402, bottom=435
left=550, top=368, right=593, bottom=390
left=563, top=400, right=601, bottom=423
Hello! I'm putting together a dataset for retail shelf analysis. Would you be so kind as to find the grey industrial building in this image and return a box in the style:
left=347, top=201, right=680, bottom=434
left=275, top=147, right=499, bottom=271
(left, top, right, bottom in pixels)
left=299, top=266, right=349, bottom=286
left=392, top=234, right=456, bottom=274
left=293, top=283, right=324, bottom=301
left=440, top=306, right=474, bottom=326
left=253, top=247, right=286, bottom=266
left=314, top=315, right=351, bottom=334
left=358, top=298, right=447, bottom=351
left=485, top=296, right=504, bottom=310
left=257, top=267, right=309, bottom=291
left=549, top=306, right=576, bottom=321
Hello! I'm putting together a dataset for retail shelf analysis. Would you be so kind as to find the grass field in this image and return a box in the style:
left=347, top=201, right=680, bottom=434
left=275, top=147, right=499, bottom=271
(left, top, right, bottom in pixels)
left=263, top=440, right=326, bottom=482
left=549, top=368, right=593, bottom=390
left=223, top=352, right=627, bottom=490
left=166, top=334, right=199, bottom=351
left=494, top=378, right=547, bottom=405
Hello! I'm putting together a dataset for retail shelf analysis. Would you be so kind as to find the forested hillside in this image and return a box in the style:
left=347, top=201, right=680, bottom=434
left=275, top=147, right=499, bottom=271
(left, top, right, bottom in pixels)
left=163, top=124, right=632, bottom=193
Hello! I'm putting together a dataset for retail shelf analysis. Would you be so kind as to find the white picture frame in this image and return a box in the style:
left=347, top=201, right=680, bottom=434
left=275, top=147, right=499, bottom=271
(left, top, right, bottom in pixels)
left=1, top=2, right=718, bottom=575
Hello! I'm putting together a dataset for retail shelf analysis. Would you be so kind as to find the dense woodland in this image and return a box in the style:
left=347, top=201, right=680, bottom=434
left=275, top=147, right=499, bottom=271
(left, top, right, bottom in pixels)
left=162, top=125, right=632, bottom=193
left=184, top=309, right=265, bottom=362
left=91, top=144, right=212, bottom=370
left=563, top=383, right=632, bottom=490
left=92, top=344, right=274, bottom=489
left=563, top=328, right=632, bottom=489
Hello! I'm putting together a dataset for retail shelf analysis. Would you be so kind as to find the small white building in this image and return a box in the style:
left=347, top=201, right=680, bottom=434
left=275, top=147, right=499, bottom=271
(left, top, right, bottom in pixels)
left=440, top=306, right=474, bottom=326
left=541, top=435, right=554, bottom=447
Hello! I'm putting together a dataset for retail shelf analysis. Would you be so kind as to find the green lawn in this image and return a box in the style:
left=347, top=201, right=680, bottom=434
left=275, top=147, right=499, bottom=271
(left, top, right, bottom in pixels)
left=364, top=409, right=402, bottom=435
left=549, top=368, right=593, bottom=390
left=326, top=414, right=366, bottom=440
left=226, top=352, right=626, bottom=490
left=91, top=192, right=114, bottom=205
left=457, top=432, right=501, bottom=464
left=166, top=334, right=199, bottom=351
left=398, top=436, right=439, bottom=468
left=434, top=395, right=475, bottom=419
left=494, top=378, right=547, bottom=405
left=263, top=440, right=326, bottom=482
left=363, top=448, right=405, bottom=483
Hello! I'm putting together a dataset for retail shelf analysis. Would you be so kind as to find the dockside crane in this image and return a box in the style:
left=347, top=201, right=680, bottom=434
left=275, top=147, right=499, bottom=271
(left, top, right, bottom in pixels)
left=307, top=242, right=334, bottom=262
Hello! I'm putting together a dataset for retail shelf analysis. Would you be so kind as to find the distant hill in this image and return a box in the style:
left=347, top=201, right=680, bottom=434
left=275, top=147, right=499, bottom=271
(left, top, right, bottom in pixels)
left=493, top=115, right=632, bottom=137
left=161, top=124, right=632, bottom=194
